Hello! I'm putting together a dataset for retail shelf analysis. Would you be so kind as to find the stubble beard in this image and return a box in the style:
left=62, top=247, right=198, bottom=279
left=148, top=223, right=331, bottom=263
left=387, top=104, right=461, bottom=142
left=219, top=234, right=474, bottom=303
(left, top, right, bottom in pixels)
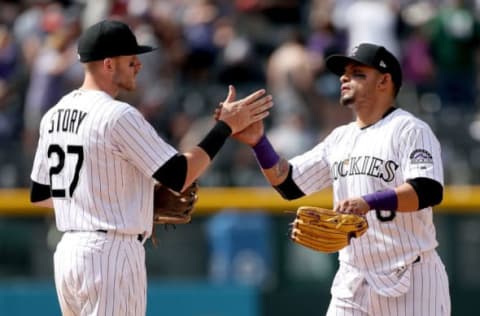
left=117, top=78, right=136, bottom=92
left=113, top=70, right=137, bottom=92
left=340, top=94, right=354, bottom=107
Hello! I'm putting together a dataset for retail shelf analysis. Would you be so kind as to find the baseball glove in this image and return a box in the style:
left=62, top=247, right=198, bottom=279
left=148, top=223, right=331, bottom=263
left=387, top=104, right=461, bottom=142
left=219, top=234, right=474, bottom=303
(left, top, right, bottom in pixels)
left=153, top=182, right=199, bottom=225
left=290, top=206, right=368, bottom=253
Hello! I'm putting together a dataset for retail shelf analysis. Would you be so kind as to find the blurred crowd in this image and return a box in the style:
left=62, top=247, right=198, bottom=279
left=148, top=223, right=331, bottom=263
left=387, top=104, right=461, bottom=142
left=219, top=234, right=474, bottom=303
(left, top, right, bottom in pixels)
left=1, top=0, right=480, bottom=188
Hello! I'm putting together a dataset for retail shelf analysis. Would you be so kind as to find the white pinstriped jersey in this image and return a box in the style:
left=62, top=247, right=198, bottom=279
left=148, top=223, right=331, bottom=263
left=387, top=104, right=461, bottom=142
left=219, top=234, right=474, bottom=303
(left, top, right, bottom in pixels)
left=30, top=89, right=177, bottom=236
left=290, top=108, right=443, bottom=293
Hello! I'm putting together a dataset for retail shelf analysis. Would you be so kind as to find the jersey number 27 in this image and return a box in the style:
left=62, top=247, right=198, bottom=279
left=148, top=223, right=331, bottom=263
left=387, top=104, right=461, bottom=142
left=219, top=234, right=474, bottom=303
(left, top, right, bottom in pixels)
left=48, top=144, right=84, bottom=198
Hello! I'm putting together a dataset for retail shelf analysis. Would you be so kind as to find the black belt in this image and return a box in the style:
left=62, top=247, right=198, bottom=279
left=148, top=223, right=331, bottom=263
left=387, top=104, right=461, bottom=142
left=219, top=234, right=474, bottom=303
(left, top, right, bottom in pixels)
left=96, top=230, right=143, bottom=242
left=66, top=229, right=143, bottom=242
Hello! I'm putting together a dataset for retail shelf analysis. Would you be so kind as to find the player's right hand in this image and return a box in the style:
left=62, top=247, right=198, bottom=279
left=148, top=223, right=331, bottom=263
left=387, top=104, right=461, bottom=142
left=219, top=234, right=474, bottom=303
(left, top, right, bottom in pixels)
left=218, top=85, right=273, bottom=134
left=334, top=197, right=370, bottom=216
left=213, top=103, right=265, bottom=146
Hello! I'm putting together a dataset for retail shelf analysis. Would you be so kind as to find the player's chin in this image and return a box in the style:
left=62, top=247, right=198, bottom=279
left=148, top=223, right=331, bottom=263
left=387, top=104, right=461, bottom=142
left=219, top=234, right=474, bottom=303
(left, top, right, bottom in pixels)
left=340, top=95, right=354, bottom=107
left=121, top=82, right=137, bottom=91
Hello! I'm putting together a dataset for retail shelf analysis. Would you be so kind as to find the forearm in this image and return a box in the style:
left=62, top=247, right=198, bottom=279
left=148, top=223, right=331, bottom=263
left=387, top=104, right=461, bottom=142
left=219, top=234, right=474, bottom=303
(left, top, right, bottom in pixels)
left=154, top=121, right=231, bottom=192
left=250, top=134, right=287, bottom=185
left=251, top=136, right=304, bottom=199
left=184, top=120, right=232, bottom=190
left=337, top=179, right=441, bottom=215
left=360, top=184, right=415, bottom=214
left=32, top=198, right=54, bottom=209
left=183, top=147, right=211, bottom=191
left=261, top=158, right=290, bottom=186
left=394, top=182, right=419, bottom=212
left=361, top=179, right=441, bottom=213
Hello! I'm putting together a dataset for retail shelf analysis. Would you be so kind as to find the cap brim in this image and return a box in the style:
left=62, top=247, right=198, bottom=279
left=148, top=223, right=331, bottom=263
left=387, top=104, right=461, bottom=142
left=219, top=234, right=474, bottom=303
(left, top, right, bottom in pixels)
left=325, top=55, right=370, bottom=76
left=78, top=45, right=157, bottom=62
left=135, top=45, right=156, bottom=55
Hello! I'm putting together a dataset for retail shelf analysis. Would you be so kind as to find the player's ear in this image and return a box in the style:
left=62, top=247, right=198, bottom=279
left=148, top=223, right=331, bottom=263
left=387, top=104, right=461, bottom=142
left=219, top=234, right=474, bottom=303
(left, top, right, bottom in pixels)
left=103, top=58, right=114, bottom=72
left=377, top=74, right=390, bottom=90
left=381, top=74, right=389, bottom=84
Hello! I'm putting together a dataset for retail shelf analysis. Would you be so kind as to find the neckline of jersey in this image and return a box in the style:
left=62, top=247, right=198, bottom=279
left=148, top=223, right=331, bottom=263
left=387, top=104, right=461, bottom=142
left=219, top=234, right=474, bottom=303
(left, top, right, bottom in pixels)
left=359, top=106, right=397, bottom=130
left=76, top=88, right=113, bottom=100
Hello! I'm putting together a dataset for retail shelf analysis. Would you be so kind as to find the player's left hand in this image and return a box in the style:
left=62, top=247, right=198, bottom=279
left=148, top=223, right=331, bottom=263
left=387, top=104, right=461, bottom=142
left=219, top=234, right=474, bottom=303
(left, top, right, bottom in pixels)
left=232, top=121, right=264, bottom=146
left=334, top=197, right=370, bottom=216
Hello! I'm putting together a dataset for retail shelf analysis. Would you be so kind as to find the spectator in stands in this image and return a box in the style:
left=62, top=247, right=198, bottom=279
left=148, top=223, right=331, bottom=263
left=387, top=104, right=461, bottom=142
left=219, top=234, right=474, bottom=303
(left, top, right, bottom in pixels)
left=0, top=24, right=29, bottom=187
left=425, top=0, right=480, bottom=112
left=22, top=4, right=81, bottom=164
left=333, top=0, right=401, bottom=58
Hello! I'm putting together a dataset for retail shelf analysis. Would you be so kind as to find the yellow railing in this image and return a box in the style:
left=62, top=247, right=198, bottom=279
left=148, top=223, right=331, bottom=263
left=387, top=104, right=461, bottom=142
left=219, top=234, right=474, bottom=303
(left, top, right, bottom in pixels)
left=1, top=186, right=480, bottom=216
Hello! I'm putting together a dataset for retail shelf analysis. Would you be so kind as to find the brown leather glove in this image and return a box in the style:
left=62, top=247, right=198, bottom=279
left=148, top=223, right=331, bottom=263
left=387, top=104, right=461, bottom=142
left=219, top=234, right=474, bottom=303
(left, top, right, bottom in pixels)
left=153, top=182, right=199, bottom=225
left=290, top=206, right=368, bottom=253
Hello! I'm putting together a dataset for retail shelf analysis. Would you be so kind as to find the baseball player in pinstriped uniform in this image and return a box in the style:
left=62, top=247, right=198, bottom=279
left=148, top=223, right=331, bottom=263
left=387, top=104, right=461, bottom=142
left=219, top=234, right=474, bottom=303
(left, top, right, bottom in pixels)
left=29, top=20, right=273, bottom=316
left=234, top=43, right=450, bottom=315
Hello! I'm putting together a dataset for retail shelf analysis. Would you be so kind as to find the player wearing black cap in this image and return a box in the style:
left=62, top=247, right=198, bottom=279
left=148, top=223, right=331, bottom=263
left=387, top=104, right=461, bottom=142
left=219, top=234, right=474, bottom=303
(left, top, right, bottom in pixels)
left=76, top=20, right=155, bottom=62
left=232, top=43, right=450, bottom=315
left=326, top=42, right=402, bottom=96
left=29, top=19, right=273, bottom=315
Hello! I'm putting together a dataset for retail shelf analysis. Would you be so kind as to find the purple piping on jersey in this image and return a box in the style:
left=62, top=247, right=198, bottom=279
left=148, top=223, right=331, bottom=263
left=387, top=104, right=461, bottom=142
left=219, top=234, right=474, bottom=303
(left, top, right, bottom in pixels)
left=252, top=135, right=280, bottom=169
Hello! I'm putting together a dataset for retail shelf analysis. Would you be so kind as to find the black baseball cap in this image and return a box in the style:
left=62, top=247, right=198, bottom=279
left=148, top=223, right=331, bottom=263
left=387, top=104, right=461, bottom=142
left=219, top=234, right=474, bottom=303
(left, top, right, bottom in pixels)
left=77, top=20, right=155, bottom=62
left=325, top=43, right=402, bottom=93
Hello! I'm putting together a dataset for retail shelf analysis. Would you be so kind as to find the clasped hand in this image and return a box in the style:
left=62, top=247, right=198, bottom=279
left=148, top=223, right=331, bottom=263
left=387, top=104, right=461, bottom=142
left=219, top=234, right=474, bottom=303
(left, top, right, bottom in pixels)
left=214, top=85, right=272, bottom=146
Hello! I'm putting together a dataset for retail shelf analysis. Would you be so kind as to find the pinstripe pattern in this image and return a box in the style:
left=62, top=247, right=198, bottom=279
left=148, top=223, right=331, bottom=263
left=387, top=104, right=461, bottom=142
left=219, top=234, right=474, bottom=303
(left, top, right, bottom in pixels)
left=31, top=89, right=176, bottom=315
left=31, top=89, right=177, bottom=234
left=54, top=231, right=146, bottom=316
left=289, top=108, right=450, bottom=314
left=326, top=251, right=450, bottom=315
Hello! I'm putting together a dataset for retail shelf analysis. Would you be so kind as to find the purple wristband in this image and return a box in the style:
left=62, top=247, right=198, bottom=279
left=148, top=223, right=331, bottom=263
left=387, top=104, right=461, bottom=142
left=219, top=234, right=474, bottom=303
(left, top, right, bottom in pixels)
left=252, top=135, right=280, bottom=169
left=362, top=189, right=398, bottom=211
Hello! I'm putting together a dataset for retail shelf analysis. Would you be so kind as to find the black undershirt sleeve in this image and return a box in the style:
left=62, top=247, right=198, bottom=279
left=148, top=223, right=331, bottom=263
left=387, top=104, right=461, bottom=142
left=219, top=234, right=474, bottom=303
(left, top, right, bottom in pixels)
left=406, top=177, right=443, bottom=209
left=273, top=164, right=305, bottom=200
left=152, top=154, right=188, bottom=192
left=30, top=181, right=51, bottom=202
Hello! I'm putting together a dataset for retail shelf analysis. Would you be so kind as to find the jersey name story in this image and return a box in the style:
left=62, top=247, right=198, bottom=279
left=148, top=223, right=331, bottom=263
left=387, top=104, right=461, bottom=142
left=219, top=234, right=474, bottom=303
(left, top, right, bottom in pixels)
left=47, top=108, right=88, bottom=134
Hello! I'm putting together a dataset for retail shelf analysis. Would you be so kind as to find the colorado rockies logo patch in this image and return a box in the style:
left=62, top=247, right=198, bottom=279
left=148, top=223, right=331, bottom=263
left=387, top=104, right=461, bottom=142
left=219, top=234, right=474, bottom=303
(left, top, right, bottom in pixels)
left=409, top=149, right=433, bottom=164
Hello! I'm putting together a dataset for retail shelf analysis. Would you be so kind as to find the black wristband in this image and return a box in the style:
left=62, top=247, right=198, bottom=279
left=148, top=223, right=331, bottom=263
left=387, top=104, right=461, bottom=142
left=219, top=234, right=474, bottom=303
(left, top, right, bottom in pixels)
left=197, top=120, right=232, bottom=160
left=273, top=165, right=305, bottom=200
